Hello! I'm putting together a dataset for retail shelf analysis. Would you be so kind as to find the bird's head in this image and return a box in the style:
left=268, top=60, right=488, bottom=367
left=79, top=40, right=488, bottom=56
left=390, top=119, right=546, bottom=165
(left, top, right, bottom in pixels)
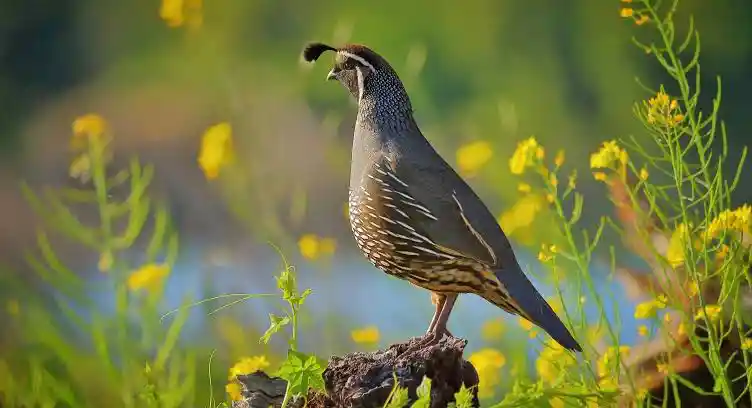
left=302, top=42, right=407, bottom=108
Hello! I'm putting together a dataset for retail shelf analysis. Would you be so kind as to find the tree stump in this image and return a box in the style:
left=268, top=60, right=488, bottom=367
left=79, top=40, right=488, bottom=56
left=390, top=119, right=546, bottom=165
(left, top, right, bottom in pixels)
left=232, top=336, right=479, bottom=408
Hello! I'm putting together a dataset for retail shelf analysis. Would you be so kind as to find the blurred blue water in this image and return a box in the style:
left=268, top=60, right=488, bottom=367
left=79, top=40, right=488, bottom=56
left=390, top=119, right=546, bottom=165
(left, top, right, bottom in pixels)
left=83, top=243, right=643, bottom=357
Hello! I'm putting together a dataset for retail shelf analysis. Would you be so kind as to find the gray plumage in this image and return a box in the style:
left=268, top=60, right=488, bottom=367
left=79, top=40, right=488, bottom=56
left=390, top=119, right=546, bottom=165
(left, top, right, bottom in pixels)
left=302, top=42, right=582, bottom=352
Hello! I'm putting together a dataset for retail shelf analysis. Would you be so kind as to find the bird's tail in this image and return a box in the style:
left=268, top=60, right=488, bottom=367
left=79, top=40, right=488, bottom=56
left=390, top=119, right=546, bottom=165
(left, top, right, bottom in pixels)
left=484, top=266, right=582, bottom=352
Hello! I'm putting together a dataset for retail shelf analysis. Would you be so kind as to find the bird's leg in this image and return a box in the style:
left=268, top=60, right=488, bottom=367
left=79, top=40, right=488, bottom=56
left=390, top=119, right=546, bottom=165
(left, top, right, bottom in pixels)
left=415, top=293, right=458, bottom=348
left=396, top=294, right=458, bottom=357
left=427, top=293, right=456, bottom=338
left=425, top=292, right=447, bottom=335
left=429, top=293, right=458, bottom=342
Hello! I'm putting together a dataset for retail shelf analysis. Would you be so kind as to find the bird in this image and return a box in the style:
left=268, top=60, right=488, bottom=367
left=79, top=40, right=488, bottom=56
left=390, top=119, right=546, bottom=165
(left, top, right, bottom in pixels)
left=301, top=42, right=582, bottom=352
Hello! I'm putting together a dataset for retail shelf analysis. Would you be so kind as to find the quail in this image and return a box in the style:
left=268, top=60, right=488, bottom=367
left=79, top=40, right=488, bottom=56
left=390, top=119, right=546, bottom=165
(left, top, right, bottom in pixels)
left=302, top=42, right=582, bottom=352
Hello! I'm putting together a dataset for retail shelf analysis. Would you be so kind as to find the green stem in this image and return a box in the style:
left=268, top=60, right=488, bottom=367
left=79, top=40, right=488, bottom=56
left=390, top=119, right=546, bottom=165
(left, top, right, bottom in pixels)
left=280, top=384, right=292, bottom=408
left=90, top=138, right=111, bottom=248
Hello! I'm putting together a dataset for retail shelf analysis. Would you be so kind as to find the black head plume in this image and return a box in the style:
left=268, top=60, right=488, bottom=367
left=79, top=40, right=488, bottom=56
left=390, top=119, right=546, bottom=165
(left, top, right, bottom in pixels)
left=302, top=42, right=337, bottom=62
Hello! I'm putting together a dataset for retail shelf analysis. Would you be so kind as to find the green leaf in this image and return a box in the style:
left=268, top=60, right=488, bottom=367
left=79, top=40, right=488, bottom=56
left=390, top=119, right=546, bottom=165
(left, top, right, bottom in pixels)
left=454, top=384, right=474, bottom=408
left=383, top=381, right=409, bottom=408
left=276, top=267, right=296, bottom=301
left=302, top=354, right=326, bottom=393
left=293, top=288, right=313, bottom=308
left=260, top=313, right=291, bottom=344
left=154, top=296, right=191, bottom=371
left=275, top=350, right=326, bottom=397
left=410, top=376, right=431, bottom=408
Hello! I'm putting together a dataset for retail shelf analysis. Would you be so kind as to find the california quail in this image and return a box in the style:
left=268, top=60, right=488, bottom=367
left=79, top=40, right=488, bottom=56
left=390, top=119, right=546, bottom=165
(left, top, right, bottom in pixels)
left=302, top=42, right=582, bottom=352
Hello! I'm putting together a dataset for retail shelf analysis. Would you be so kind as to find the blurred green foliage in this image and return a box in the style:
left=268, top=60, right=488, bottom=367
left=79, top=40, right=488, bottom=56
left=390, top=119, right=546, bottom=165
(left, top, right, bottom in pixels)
left=1, top=0, right=750, bottom=166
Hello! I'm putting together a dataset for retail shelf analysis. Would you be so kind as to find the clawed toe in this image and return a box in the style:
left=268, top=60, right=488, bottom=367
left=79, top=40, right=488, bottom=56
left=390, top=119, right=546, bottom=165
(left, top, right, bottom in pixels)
left=396, top=330, right=451, bottom=358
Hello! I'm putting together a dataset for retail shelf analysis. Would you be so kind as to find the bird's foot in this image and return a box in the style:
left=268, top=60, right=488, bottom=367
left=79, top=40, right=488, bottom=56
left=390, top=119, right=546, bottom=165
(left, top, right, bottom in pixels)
left=396, top=329, right=452, bottom=358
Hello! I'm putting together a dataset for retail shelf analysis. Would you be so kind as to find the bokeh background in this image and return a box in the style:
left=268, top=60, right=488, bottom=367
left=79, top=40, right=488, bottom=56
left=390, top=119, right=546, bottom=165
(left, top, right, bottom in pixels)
left=1, top=0, right=751, bottom=403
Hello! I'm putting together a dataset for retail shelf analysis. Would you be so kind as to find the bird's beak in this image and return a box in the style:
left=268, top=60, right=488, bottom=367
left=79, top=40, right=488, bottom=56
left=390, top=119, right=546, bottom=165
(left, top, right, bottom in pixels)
left=326, top=68, right=338, bottom=81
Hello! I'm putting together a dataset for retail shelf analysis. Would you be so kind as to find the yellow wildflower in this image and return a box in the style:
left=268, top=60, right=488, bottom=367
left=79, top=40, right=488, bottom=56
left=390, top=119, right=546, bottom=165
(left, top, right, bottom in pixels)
left=298, top=234, right=336, bottom=260
left=567, top=171, right=577, bottom=189
left=519, top=317, right=538, bottom=338
left=590, top=140, right=628, bottom=170
left=598, top=376, right=619, bottom=392
left=160, top=0, right=203, bottom=28
left=72, top=113, right=108, bottom=141
left=519, top=318, right=534, bottom=330
left=646, top=90, right=683, bottom=127
left=694, top=304, right=722, bottom=322
left=656, top=362, right=669, bottom=374
left=299, top=235, right=318, bottom=259
left=636, top=388, right=649, bottom=402
left=620, top=8, right=634, bottom=17
left=549, top=174, right=558, bottom=188
left=468, top=348, right=506, bottom=399
left=536, top=340, right=574, bottom=383
left=198, top=122, right=234, bottom=180
left=68, top=154, right=92, bottom=182
left=351, top=326, right=380, bottom=344
left=6, top=299, right=19, bottom=316
left=648, top=91, right=670, bottom=110
left=638, top=325, right=649, bottom=337
left=678, top=322, right=687, bottom=336
left=634, top=295, right=667, bottom=319
left=593, top=171, right=608, bottom=181
left=229, top=356, right=270, bottom=378
left=687, top=280, right=699, bottom=297
left=554, top=150, right=565, bottom=167
left=741, top=338, right=752, bottom=351
left=597, top=345, right=631, bottom=377
left=518, top=183, right=532, bottom=193
left=635, top=14, right=650, bottom=25
left=498, top=194, right=544, bottom=236
left=707, top=205, right=751, bottom=238
left=639, top=168, right=649, bottom=181
left=160, top=0, right=183, bottom=26
left=481, top=318, right=505, bottom=341
left=509, top=136, right=544, bottom=175
left=226, top=381, right=243, bottom=401
left=456, top=140, right=493, bottom=176
left=126, top=263, right=170, bottom=292
left=666, top=223, right=691, bottom=267
left=716, top=244, right=730, bottom=261
left=538, top=244, right=557, bottom=263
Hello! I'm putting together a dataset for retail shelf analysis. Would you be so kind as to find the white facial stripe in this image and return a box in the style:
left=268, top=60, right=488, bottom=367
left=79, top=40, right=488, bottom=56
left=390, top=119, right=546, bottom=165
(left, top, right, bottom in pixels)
left=339, top=51, right=376, bottom=73
left=355, top=66, right=365, bottom=102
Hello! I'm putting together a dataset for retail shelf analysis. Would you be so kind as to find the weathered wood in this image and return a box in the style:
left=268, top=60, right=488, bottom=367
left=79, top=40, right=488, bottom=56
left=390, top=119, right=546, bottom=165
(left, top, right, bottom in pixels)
left=232, top=336, right=479, bottom=408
